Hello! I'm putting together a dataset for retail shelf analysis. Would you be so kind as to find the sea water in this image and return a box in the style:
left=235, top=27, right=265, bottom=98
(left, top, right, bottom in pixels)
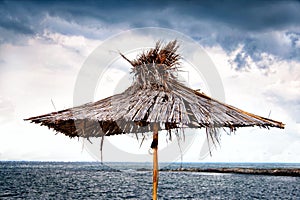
left=0, top=162, right=299, bottom=199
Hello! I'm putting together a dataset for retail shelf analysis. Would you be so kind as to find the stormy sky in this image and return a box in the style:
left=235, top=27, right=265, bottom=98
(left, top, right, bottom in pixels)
left=0, top=0, right=299, bottom=162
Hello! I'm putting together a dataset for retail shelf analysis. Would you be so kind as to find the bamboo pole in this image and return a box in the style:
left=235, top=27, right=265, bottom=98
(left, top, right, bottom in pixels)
left=152, top=123, right=159, bottom=200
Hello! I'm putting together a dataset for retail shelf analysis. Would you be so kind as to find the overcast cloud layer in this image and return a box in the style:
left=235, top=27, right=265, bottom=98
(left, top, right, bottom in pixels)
left=1, top=0, right=300, bottom=65
left=0, top=0, right=299, bottom=162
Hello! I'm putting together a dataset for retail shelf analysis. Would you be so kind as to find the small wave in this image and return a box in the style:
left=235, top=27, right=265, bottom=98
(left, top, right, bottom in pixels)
left=0, top=193, right=19, bottom=198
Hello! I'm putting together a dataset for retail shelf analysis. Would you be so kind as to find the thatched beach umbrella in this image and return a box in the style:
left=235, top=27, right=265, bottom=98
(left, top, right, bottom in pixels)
left=25, top=40, right=284, bottom=200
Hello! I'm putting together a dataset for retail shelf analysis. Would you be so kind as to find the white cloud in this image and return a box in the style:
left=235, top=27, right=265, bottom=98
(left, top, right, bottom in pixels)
left=184, top=45, right=300, bottom=163
left=0, top=29, right=299, bottom=163
left=0, top=32, right=102, bottom=161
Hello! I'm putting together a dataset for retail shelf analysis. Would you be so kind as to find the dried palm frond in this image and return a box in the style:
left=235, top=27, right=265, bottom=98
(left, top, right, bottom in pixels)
left=25, top=40, right=284, bottom=143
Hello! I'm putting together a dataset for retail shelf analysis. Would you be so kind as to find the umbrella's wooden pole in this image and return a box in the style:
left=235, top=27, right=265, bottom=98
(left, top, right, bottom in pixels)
left=152, top=123, right=159, bottom=200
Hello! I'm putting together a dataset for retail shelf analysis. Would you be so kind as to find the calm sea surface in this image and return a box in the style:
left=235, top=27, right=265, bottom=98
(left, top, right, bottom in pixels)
left=0, top=162, right=299, bottom=199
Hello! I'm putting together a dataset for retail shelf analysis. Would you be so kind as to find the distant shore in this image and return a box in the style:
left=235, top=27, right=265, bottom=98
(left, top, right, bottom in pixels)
left=1, top=161, right=299, bottom=177
left=160, top=168, right=300, bottom=177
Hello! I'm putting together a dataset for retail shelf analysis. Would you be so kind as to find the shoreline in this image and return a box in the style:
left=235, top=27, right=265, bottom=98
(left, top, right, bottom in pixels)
left=160, top=167, right=300, bottom=177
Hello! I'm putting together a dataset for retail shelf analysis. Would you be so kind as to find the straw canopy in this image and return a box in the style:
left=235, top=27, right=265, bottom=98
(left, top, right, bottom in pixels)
left=25, top=40, right=284, bottom=138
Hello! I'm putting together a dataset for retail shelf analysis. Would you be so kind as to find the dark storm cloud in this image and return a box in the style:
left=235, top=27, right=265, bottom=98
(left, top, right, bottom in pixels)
left=1, top=0, right=300, bottom=66
left=0, top=18, right=34, bottom=35
left=177, top=1, right=300, bottom=31
left=1, top=1, right=300, bottom=34
left=59, top=1, right=300, bottom=31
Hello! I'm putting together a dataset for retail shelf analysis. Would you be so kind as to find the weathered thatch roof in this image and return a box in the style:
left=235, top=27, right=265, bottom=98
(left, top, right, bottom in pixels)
left=25, top=40, right=284, bottom=138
